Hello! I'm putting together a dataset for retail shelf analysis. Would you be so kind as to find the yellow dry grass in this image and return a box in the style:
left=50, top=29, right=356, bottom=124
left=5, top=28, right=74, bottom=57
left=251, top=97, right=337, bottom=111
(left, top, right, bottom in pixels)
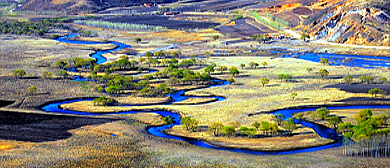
left=172, top=97, right=218, bottom=105
left=115, top=96, right=171, bottom=105
left=125, top=113, right=165, bottom=126
left=165, top=125, right=333, bottom=151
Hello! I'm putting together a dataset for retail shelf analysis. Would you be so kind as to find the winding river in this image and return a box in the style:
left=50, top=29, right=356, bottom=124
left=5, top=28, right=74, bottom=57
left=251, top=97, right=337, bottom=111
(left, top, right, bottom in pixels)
left=41, top=35, right=390, bottom=155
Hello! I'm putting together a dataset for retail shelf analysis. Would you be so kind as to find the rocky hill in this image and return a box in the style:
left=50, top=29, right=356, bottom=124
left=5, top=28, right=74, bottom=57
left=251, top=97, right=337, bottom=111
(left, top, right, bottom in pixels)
left=306, top=0, right=390, bottom=46
left=253, top=0, right=389, bottom=46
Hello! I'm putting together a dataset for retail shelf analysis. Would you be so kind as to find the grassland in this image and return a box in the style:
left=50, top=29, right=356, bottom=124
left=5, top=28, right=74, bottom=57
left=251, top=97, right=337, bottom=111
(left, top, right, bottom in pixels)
left=0, top=115, right=389, bottom=168
left=166, top=125, right=333, bottom=151
left=0, top=8, right=389, bottom=167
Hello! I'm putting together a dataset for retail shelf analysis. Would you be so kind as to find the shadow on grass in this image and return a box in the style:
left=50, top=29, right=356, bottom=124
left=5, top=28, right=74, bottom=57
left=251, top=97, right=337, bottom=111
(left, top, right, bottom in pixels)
left=0, top=111, right=118, bottom=142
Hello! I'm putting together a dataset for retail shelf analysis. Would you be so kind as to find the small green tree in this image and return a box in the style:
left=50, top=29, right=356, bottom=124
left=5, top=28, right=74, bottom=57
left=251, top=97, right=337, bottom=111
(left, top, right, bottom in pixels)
left=204, top=65, right=215, bottom=75
left=209, top=122, right=224, bottom=136
left=229, top=67, right=239, bottom=77
left=275, top=114, right=285, bottom=125
left=56, top=70, right=68, bottom=79
left=145, top=51, right=153, bottom=58
left=281, top=118, right=297, bottom=134
left=12, top=69, right=26, bottom=78
left=325, top=116, right=342, bottom=129
left=344, top=75, right=353, bottom=84
left=378, top=77, right=388, bottom=84
left=212, top=35, right=219, bottom=41
left=300, top=33, right=310, bottom=41
left=27, top=85, right=37, bottom=95
left=138, top=57, right=145, bottom=64
left=260, top=77, right=269, bottom=87
left=205, top=51, right=211, bottom=59
left=368, top=88, right=380, bottom=97
left=162, top=115, right=175, bottom=126
left=227, top=77, right=235, bottom=84
left=240, top=63, right=245, bottom=69
left=291, top=92, right=298, bottom=100
left=306, top=67, right=313, bottom=73
left=320, top=58, right=329, bottom=65
left=260, top=121, right=271, bottom=135
left=41, top=71, right=52, bottom=79
left=261, top=62, right=268, bottom=68
left=252, top=121, right=260, bottom=130
left=354, top=109, right=372, bottom=123
left=223, top=126, right=235, bottom=137
left=134, top=37, right=142, bottom=43
left=315, top=107, right=330, bottom=120
left=55, top=60, right=68, bottom=69
left=318, top=69, right=329, bottom=78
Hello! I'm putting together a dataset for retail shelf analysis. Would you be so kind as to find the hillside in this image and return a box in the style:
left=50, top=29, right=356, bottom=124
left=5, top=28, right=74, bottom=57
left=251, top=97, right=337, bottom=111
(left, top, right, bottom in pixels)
left=252, top=0, right=390, bottom=46
left=306, top=0, right=390, bottom=46
left=20, top=0, right=175, bottom=14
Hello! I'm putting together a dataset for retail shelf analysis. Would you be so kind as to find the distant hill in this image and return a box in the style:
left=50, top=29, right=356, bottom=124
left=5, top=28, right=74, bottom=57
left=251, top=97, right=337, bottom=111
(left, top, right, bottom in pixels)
left=306, top=0, right=390, bottom=46
left=253, top=0, right=389, bottom=46
left=20, top=0, right=175, bottom=14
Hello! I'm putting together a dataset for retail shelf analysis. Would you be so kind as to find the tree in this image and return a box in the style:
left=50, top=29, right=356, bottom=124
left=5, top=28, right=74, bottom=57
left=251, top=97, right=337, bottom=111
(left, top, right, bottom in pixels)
left=315, top=107, right=330, bottom=120
left=320, top=58, right=329, bottom=65
left=378, top=77, right=388, bottom=84
left=12, top=69, right=26, bottom=78
left=252, top=34, right=270, bottom=43
left=227, top=77, right=235, bottom=84
left=300, top=33, right=310, bottom=41
left=180, top=117, right=191, bottom=130
left=205, top=51, right=211, bottom=59
left=260, top=121, right=271, bottom=135
left=216, top=65, right=228, bottom=74
left=56, top=70, right=68, bottom=79
left=223, top=126, right=235, bottom=137
left=229, top=67, right=239, bottom=77
left=359, top=75, right=374, bottom=84
left=209, top=122, right=224, bottom=136
left=368, top=88, right=380, bottom=97
left=240, top=63, right=245, bottom=69
left=252, top=121, right=260, bottom=130
left=338, top=122, right=353, bottom=134
left=249, top=62, right=259, bottom=69
left=93, top=96, right=116, bottom=106
left=344, top=75, right=353, bottom=84
left=306, top=67, right=313, bottom=73
left=27, top=85, right=37, bottom=95
left=239, top=126, right=257, bottom=137
left=277, top=73, right=292, bottom=82
left=138, top=57, right=145, bottom=64
left=274, top=114, right=285, bottom=125
left=281, top=118, right=297, bottom=134
left=354, top=109, right=372, bottom=124
left=55, top=60, right=68, bottom=69
left=212, top=35, right=219, bottom=41
left=260, top=77, right=269, bottom=87
left=134, top=37, right=142, bottom=43
left=204, top=65, right=215, bottom=75
left=145, top=51, right=153, bottom=58
left=162, top=115, right=175, bottom=126
left=291, top=92, right=298, bottom=100
left=261, top=62, right=268, bottom=68
left=325, top=116, right=342, bottom=129
left=41, top=71, right=52, bottom=79
left=318, top=69, right=329, bottom=78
